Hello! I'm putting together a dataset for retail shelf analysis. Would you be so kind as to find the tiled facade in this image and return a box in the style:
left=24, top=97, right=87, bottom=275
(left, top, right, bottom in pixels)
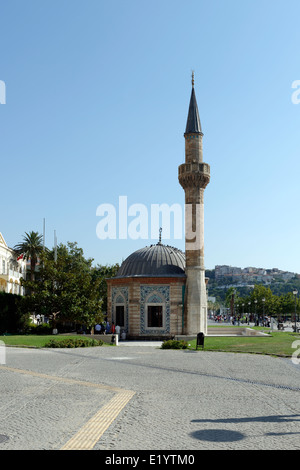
left=107, top=276, right=186, bottom=339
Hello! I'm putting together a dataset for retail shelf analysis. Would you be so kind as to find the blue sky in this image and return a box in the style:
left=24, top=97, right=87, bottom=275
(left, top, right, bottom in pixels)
left=1, top=0, right=300, bottom=273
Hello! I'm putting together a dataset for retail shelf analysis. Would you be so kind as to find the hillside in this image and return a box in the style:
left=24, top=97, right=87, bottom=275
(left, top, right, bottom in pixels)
left=206, top=268, right=300, bottom=302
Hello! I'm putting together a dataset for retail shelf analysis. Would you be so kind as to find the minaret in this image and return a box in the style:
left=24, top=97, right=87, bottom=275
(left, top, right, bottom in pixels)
left=178, top=73, right=210, bottom=335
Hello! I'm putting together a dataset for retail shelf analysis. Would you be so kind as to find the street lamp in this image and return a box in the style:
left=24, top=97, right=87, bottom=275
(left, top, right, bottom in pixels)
left=262, top=298, right=265, bottom=326
left=254, top=299, right=258, bottom=326
left=240, top=303, right=244, bottom=326
left=248, top=301, right=251, bottom=325
left=293, top=290, right=298, bottom=332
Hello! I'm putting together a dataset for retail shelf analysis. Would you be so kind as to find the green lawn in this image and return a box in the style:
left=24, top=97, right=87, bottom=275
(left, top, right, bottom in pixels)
left=0, top=335, right=97, bottom=348
left=1, top=331, right=300, bottom=357
left=190, top=331, right=300, bottom=357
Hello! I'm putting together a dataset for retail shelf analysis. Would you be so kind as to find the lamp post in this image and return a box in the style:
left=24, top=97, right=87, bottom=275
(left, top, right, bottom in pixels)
left=248, top=301, right=251, bottom=325
left=293, top=290, right=298, bottom=332
left=254, top=299, right=258, bottom=326
left=240, top=303, right=244, bottom=326
left=262, top=298, right=265, bottom=326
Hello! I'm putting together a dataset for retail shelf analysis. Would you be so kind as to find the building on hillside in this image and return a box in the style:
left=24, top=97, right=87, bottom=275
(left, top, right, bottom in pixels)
left=215, top=264, right=296, bottom=284
left=0, top=232, right=26, bottom=295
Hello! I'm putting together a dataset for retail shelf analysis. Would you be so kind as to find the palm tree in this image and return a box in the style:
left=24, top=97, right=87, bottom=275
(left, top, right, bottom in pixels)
left=14, top=231, right=44, bottom=281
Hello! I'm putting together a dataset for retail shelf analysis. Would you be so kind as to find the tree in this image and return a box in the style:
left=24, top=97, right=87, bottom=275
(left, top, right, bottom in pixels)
left=0, top=292, right=30, bottom=334
left=278, top=292, right=300, bottom=321
left=225, top=287, right=240, bottom=316
left=91, top=263, right=120, bottom=314
left=14, top=231, right=44, bottom=281
left=19, top=242, right=103, bottom=330
left=248, top=285, right=271, bottom=315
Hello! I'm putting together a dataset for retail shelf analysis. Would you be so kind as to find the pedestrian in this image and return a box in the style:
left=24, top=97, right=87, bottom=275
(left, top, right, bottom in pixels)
left=111, top=322, right=115, bottom=334
left=115, top=324, right=121, bottom=337
left=95, top=323, right=101, bottom=334
left=106, top=321, right=110, bottom=334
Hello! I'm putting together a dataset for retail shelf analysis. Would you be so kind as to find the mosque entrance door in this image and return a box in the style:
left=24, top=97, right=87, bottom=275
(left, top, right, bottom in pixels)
left=115, top=305, right=125, bottom=327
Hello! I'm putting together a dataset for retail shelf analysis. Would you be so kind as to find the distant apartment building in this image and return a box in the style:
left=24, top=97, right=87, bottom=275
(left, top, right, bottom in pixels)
left=0, top=232, right=26, bottom=295
left=215, top=265, right=241, bottom=279
left=215, top=264, right=296, bottom=284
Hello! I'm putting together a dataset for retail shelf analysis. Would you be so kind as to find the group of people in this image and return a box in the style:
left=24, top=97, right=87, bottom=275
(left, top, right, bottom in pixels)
left=212, top=314, right=251, bottom=325
left=94, top=321, right=121, bottom=336
left=212, top=314, right=272, bottom=327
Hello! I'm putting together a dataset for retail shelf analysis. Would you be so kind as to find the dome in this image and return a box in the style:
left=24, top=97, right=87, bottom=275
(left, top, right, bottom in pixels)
left=116, top=243, right=186, bottom=278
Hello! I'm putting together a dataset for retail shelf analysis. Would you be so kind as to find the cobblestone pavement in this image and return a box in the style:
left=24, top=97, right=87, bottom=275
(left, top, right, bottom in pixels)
left=0, top=344, right=300, bottom=450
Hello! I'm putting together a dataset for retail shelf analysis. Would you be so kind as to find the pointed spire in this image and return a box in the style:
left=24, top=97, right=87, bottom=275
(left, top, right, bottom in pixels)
left=158, top=227, right=162, bottom=245
left=185, top=72, right=203, bottom=135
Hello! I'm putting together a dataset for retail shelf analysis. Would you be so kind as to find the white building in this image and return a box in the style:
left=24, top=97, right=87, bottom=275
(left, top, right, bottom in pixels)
left=0, top=232, right=26, bottom=295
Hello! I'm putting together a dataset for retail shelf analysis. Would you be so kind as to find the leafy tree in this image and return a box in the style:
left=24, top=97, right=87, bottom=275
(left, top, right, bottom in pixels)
left=19, top=242, right=103, bottom=330
left=225, top=287, right=240, bottom=315
left=278, top=292, right=300, bottom=320
left=207, top=300, right=220, bottom=315
left=248, top=285, right=274, bottom=316
left=91, top=263, right=120, bottom=314
left=228, top=284, right=300, bottom=322
left=0, top=292, right=30, bottom=334
left=14, top=231, right=45, bottom=281
left=235, top=294, right=251, bottom=318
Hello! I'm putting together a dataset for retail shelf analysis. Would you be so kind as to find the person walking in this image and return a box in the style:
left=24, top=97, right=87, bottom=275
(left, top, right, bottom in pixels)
left=115, top=324, right=121, bottom=338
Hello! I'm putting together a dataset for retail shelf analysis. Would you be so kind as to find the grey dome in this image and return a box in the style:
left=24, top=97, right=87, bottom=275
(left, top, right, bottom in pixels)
left=116, top=243, right=186, bottom=278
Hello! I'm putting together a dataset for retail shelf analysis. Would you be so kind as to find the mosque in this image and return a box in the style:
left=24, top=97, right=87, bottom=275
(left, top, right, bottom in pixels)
left=107, top=75, right=210, bottom=340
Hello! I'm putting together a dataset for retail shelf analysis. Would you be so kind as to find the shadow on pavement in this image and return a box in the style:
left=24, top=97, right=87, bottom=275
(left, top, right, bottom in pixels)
left=190, top=414, right=300, bottom=442
left=191, top=414, right=300, bottom=424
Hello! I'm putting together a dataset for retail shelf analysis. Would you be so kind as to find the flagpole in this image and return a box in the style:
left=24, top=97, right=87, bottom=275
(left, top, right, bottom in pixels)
left=43, top=218, right=45, bottom=250
left=54, top=230, right=57, bottom=262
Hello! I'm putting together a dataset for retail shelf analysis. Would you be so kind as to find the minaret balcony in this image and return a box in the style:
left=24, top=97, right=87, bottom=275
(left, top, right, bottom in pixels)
left=178, top=162, right=210, bottom=190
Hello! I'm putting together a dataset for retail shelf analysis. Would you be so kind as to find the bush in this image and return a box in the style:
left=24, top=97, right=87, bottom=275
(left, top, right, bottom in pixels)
left=160, top=339, right=188, bottom=350
left=29, top=322, right=52, bottom=335
left=0, top=292, right=30, bottom=334
left=44, top=337, right=103, bottom=348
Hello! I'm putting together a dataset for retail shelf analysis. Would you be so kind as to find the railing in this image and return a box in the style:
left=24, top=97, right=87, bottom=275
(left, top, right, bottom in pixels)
left=8, top=269, right=25, bottom=280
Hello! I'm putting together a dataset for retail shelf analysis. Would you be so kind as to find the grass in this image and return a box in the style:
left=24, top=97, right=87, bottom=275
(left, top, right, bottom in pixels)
left=189, top=331, right=300, bottom=357
left=0, top=335, right=104, bottom=348
left=1, top=330, right=300, bottom=357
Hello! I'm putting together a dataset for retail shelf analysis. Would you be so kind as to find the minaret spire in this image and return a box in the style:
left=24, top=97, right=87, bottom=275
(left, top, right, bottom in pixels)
left=185, top=71, right=202, bottom=135
left=178, top=77, right=210, bottom=336
left=158, top=227, right=162, bottom=245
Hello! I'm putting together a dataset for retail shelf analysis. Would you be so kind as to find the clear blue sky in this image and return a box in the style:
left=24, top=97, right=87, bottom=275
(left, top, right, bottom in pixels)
left=1, top=0, right=300, bottom=273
